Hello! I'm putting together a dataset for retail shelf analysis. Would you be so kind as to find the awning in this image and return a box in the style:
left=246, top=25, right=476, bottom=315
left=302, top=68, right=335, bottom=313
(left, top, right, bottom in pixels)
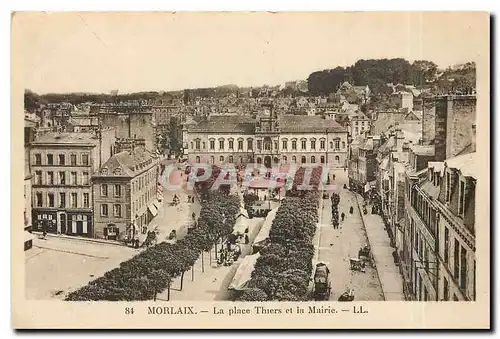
left=152, top=199, right=162, bottom=211
left=228, top=253, right=261, bottom=291
left=148, top=203, right=158, bottom=217
left=252, top=208, right=278, bottom=251
left=24, top=231, right=35, bottom=242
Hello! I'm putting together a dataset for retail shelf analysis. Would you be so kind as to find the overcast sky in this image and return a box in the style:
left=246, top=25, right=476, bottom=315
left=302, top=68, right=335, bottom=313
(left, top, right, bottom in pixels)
left=13, top=12, right=487, bottom=94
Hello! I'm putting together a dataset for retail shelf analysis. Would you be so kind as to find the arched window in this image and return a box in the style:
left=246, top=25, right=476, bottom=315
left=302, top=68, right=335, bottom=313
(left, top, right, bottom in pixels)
left=273, top=157, right=279, bottom=164
left=320, top=156, right=325, bottom=164
left=239, top=157, right=243, bottom=164
left=219, top=138, right=225, bottom=150
left=342, top=141, right=346, bottom=149
left=238, top=138, right=244, bottom=150
left=301, top=156, right=306, bottom=164
left=220, top=155, right=224, bottom=162
left=195, top=156, right=201, bottom=163
left=283, top=156, right=288, bottom=164
left=330, top=141, right=333, bottom=149
left=320, top=138, right=326, bottom=150
left=210, top=156, right=214, bottom=164
left=209, top=138, right=215, bottom=150
left=228, top=138, right=234, bottom=150
left=257, top=157, right=262, bottom=164
left=190, top=142, right=194, bottom=150
left=229, top=156, right=234, bottom=163
left=335, top=156, right=340, bottom=163
left=247, top=138, right=254, bottom=150
left=311, top=155, right=316, bottom=163
left=310, top=138, right=316, bottom=150
left=292, top=156, right=297, bottom=164
left=300, top=138, right=307, bottom=150
left=195, top=139, right=201, bottom=150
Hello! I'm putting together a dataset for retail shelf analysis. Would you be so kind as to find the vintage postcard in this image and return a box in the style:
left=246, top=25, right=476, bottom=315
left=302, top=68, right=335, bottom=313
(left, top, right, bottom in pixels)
left=11, top=11, right=490, bottom=329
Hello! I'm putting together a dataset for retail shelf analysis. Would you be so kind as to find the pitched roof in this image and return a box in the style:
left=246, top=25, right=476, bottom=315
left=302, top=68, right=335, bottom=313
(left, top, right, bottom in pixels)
left=94, top=147, right=156, bottom=178
left=31, top=132, right=99, bottom=146
left=445, top=152, right=477, bottom=178
left=187, top=115, right=256, bottom=134
left=278, top=115, right=346, bottom=133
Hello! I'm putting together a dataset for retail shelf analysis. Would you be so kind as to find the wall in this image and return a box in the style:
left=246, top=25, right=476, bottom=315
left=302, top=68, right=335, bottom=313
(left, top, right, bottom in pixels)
left=422, top=99, right=436, bottom=144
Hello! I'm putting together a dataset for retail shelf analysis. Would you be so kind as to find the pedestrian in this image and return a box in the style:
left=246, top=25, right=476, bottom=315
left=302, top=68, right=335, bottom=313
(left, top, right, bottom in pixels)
left=349, top=206, right=354, bottom=214
left=341, top=212, right=345, bottom=222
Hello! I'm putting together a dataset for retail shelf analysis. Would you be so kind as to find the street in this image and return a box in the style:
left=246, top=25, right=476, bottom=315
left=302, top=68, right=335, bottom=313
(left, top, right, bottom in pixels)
left=317, top=169, right=385, bottom=301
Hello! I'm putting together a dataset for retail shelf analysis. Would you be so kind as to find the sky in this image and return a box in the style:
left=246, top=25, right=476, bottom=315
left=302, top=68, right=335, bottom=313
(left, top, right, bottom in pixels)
left=13, top=12, right=488, bottom=94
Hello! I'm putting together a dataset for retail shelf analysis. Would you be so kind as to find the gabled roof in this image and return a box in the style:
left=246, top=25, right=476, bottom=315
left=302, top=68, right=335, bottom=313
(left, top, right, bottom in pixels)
left=94, top=147, right=156, bottom=178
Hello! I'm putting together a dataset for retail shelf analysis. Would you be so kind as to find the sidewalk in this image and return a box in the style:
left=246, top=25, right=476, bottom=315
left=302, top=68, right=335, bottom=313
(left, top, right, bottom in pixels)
left=355, top=194, right=405, bottom=301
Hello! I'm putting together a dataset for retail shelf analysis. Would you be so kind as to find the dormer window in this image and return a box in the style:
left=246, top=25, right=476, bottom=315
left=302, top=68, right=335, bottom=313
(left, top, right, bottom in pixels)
left=114, top=168, right=122, bottom=175
left=101, top=168, right=108, bottom=175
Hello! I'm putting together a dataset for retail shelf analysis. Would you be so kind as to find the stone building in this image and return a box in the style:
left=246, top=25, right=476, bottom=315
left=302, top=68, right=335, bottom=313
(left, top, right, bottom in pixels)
left=91, top=147, right=161, bottom=242
left=348, top=135, right=381, bottom=194
left=182, top=110, right=348, bottom=169
left=402, top=152, right=476, bottom=301
left=30, top=132, right=113, bottom=236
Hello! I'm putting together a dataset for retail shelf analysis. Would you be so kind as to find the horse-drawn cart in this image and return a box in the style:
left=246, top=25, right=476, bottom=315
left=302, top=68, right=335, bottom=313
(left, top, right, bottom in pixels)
left=313, top=263, right=331, bottom=301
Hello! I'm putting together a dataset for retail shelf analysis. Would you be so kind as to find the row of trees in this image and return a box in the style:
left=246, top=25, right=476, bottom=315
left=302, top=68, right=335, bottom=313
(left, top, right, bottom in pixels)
left=307, top=58, right=476, bottom=96
left=65, top=190, right=239, bottom=301
left=238, top=167, right=323, bottom=301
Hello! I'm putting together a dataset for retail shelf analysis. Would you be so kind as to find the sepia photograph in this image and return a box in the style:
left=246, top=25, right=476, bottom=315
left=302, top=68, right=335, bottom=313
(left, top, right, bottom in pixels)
left=12, top=11, right=490, bottom=329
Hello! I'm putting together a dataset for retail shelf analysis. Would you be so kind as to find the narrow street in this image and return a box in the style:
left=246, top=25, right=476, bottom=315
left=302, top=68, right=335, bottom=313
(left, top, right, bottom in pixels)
left=317, top=169, right=385, bottom=301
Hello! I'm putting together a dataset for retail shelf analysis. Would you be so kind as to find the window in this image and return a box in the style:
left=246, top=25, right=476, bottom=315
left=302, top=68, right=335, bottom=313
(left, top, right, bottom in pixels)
left=228, top=139, right=234, bottom=150
left=101, top=204, right=108, bottom=217
left=34, top=154, right=41, bottom=165
left=47, top=171, right=54, bottom=185
left=454, top=239, right=460, bottom=279
left=83, top=193, right=89, bottom=208
left=301, top=156, right=306, bottom=164
left=444, top=227, right=450, bottom=263
left=114, top=184, right=122, bottom=197
left=59, top=193, right=66, bottom=208
left=229, top=156, right=233, bottom=163
left=190, top=142, right=194, bottom=149
left=59, top=171, right=66, bottom=185
left=311, top=155, right=316, bottom=163
left=320, top=156, right=325, bottom=164
left=210, top=156, right=214, bottom=164
left=210, top=139, right=215, bottom=150
left=459, top=180, right=466, bottom=216
left=82, top=154, right=89, bottom=166
left=47, top=154, right=53, bottom=165
left=59, top=154, right=65, bottom=165
left=195, top=139, right=200, bottom=150
left=101, top=184, right=108, bottom=197
left=282, top=140, right=288, bottom=150
left=35, top=171, right=42, bottom=185
left=238, top=140, right=243, bottom=150
left=330, top=141, right=333, bottom=149
left=36, top=192, right=43, bottom=207
left=301, top=140, right=306, bottom=150
left=335, top=155, right=340, bottom=163
left=202, top=142, right=206, bottom=149
left=247, top=139, right=253, bottom=150
left=335, top=140, right=340, bottom=149
left=220, top=156, right=224, bottom=162
left=342, top=141, right=346, bottom=149
left=446, top=171, right=451, bottom=202
left=274, top=141, right=278, bottom=150
left=283, top=156, right=287, bottom=164
left=292, top=156, right=297, bottom=164
left=82, top=172, right=89, bottom=185
left=257, top=140, right=262, bottom=150
left=70, top=172, right=77, bottom=185
left=48, top=193, right=54, bottom=207
left=195, top=156, right=200, bottom=163
left=70, top=154, right=77, bottom=166
left=219, top=139, right=225, bottom=150
left=292, top=140, right=297, bottom=150
left=460, top=246, right=467, bottom=290
left=114, top=204, right=122, bottom=217
left=443, top=277, right=449, bottom=301
left=320, top=140, right=325, bottom=150
left=71, top=193, right=77, bottom=208
left=311, top=140, right=316, bottom=150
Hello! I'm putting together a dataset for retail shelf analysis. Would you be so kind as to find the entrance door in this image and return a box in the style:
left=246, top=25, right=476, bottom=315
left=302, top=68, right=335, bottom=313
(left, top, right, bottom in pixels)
left=76, top=221, right=84, bottom=235
left=264, top=156, right=272, bottom=168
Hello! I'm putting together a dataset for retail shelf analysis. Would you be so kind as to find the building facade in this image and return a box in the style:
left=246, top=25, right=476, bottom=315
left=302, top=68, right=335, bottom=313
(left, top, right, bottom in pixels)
left=30, top=132, right=102, bottom=236
left=402, top=152, right=476, bottom=301
left=92, top=147, right=161, bottom=242
left=182, top=111, right=348, bottom=169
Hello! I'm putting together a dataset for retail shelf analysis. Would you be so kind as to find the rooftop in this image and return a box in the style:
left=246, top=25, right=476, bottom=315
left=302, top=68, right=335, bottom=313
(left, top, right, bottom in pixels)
left=278, top=115, right=346, bottom=133
left=445, top=152, right=477, bottom=178
left=410, top=145, right=435, bottom=156
left=31, top=132, right=99, bottom=146
left=94, top=147, right=157, bottom=178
